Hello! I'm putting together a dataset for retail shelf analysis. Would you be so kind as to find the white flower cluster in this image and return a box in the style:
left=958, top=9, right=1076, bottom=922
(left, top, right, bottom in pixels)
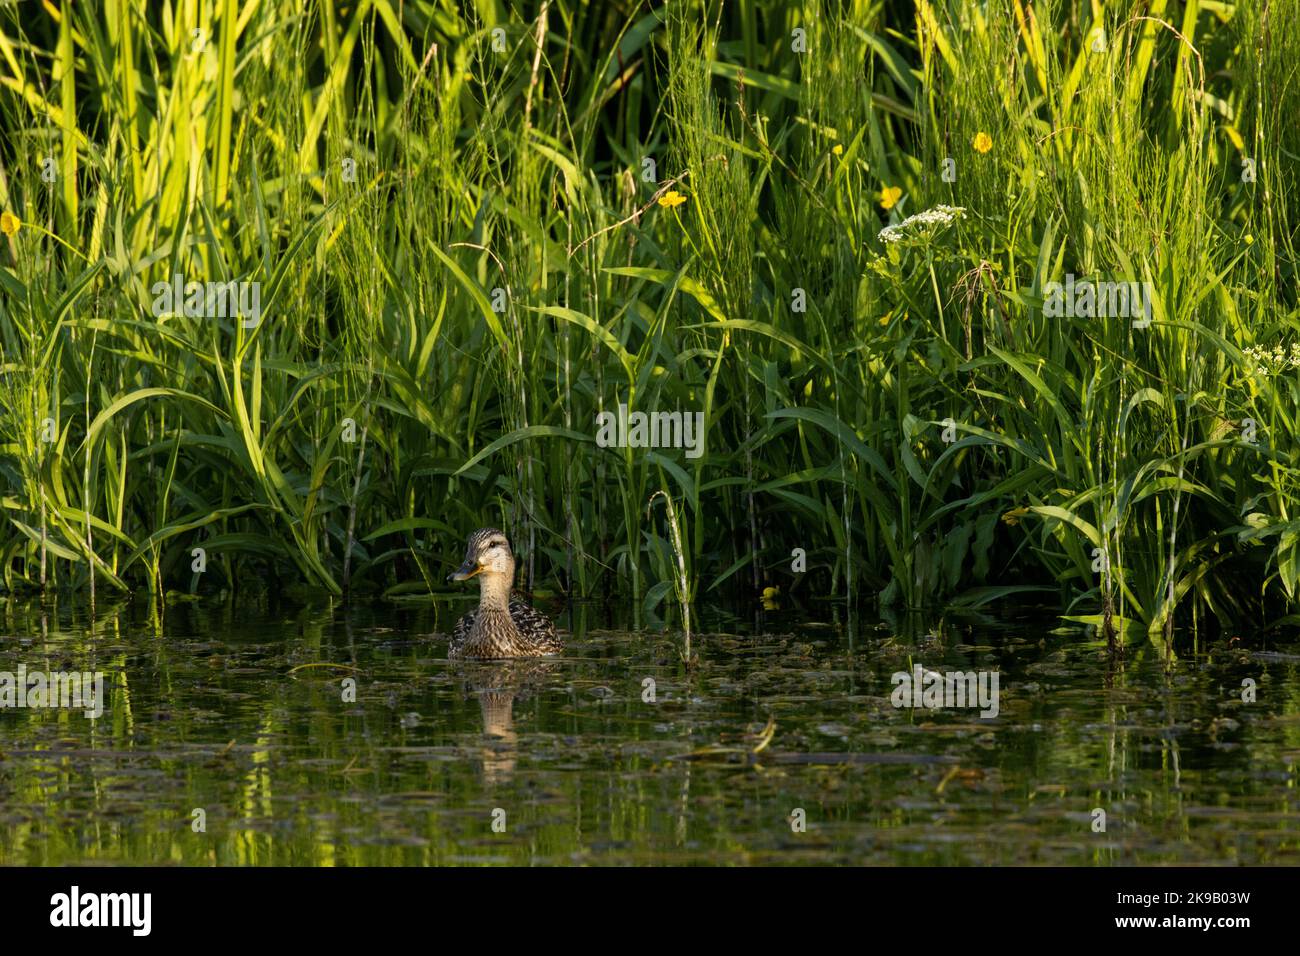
left=1243, top=343, right=1300, bottom=377
left=878, top=204, right=966, bottom=244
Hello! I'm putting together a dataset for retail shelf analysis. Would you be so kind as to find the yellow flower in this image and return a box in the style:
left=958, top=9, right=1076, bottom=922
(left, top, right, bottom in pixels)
left=1001, top=506, right=1029, bottom=526
left=973, top=131, right=992, bottom=154
left=0, top=211, right=20, bottom=236
left=879, top=186, right=902, bottom=210
left=657, top=190, right=687, bottom=209
left=832, top=144, right=843, bottom=156
left=1244, top=234, right=1254, bottom=245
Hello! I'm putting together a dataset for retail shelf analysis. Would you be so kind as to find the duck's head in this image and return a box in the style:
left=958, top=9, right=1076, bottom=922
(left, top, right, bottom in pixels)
left=448, top=528, right=515, bottom=583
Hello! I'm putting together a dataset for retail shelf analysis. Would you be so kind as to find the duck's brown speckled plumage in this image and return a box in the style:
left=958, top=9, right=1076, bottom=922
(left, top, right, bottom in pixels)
left=450, top=599, right=561, bottom=659
left=448, top=528, right=561, bottom=660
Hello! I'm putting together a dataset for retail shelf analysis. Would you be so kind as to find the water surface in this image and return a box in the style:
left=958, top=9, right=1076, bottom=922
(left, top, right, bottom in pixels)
left=2, top=599, right=1298, bottom=865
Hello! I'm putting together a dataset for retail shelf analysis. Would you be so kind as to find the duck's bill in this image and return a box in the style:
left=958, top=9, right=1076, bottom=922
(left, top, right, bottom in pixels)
left=449, top=559, right=482, bottom=582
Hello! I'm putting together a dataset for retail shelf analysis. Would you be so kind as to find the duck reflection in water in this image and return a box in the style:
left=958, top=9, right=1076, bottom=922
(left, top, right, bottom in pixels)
left=455, top=659, right=559, bottom=785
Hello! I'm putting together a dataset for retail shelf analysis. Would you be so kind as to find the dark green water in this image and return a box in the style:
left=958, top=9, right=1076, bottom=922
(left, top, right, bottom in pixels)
left=2, top=598, right=1299, bottom=865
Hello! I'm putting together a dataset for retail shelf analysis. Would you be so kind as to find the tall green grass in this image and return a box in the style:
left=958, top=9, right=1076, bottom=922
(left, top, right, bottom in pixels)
left=1, top=0, right=1298, bottom=646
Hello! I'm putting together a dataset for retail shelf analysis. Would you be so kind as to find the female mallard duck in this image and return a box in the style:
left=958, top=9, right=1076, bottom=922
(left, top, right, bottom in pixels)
left=446, top=528, right=562, bottom=659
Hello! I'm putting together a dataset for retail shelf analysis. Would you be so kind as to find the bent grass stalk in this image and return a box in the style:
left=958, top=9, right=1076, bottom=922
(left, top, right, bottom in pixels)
left=647, top=489, right=691, bottom=661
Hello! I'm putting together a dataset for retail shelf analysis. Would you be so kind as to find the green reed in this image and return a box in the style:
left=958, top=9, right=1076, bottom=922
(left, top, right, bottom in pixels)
left=1, top=0, right=1298, bottom=645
